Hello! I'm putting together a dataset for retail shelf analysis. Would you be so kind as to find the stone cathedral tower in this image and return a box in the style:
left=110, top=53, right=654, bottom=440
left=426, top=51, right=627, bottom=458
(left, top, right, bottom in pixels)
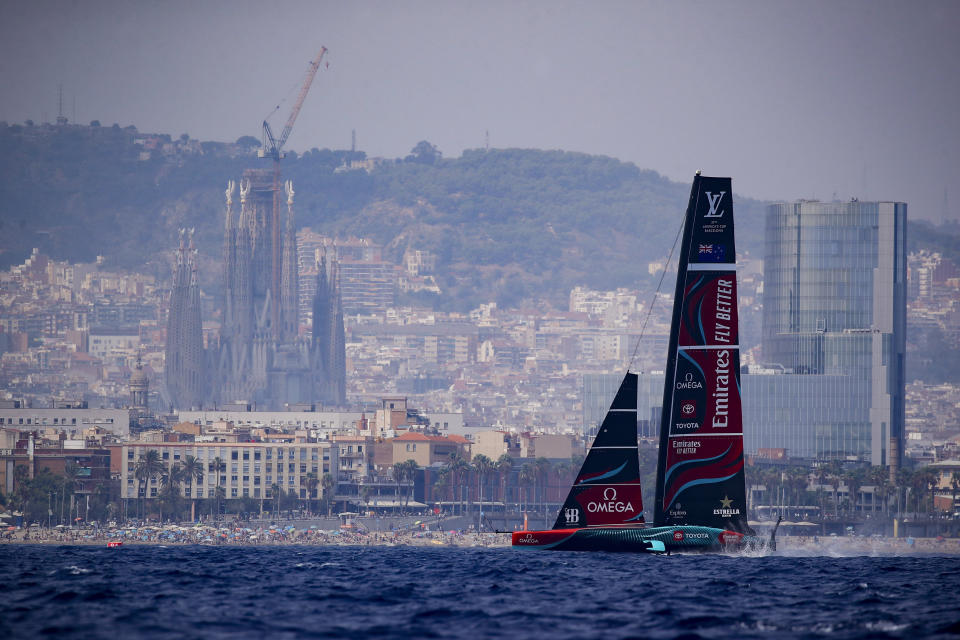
left=209, top=170, right=346, bottom=409
left=164, top=229, right=205, bottom=409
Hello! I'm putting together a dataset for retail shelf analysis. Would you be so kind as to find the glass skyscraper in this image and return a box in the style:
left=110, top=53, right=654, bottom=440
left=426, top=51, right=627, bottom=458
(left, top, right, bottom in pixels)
left=755, top=200, right=907, bottom=468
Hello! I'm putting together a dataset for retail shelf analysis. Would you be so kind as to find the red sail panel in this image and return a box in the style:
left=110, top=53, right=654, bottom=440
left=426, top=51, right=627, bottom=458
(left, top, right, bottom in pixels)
left=659, top=434, right=746, bottom=528
left=669, top=348, right=742, bottom=436
left=556, top=483, right=645, bottom=528
left=677, top=271, right=739, bottom=348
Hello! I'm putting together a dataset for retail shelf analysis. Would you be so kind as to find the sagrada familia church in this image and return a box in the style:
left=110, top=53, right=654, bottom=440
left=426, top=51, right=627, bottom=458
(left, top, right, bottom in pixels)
left=165, top=169, right=346, bottom=410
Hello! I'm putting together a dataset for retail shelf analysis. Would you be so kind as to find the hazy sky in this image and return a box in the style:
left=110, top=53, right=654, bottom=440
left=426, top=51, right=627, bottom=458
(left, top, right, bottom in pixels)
left=1, top=0, right=958, bottom=222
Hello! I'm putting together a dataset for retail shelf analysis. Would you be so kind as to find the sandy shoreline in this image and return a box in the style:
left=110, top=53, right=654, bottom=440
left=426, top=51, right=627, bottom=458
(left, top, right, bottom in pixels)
left=4, top=531, right=960, bottom=554
left=0, top=527, right=510, bottom=548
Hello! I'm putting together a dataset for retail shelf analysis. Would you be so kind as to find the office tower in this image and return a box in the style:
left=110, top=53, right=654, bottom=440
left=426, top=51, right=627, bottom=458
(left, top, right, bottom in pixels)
left=754, top=200, right=906, bottom=469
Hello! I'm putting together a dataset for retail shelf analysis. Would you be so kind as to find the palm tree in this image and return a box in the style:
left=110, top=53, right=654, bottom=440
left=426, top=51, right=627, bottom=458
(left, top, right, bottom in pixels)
left=869, top=466, right=890, bottom=515
left=134, top=450, right=164, bottom=521
left=814, top=463, right=829, bottom=518
left=271, top=483, right=281, bottom=519
left=951, top=472, right=960, bottom=514
left=11, top=466, right=30, bottom=515
left=518, top=463, right=536, bottom=515
left=391, top=462, right=405, bottom=513
left=62, top=464, right=79, bottom=526
left=212, top=486, right=226, bottom=519
left=496, top=454, right=513, bottom=510
left=844, top=466, right=866, bottom=515
left=305, top=472, right=319, bottom=516
left=359, top=484, right=372, bottom=511
left=533, top=457, right=551, bottom=516
left=434, top=467, right=450, bottom=509
left=472, top=454, right=494, bottom=528
left=447, top=453, right=471, bottom=515
left=790, top=466, right=811, bottom=508
left=397, top=460, right=418, bottom=512
left=180, top=455, right=204, bottom=522
left=158, top=463, right=183, bottom=523
left=895, top=468, right=913, bottom=518
left=208, top=457, right=226, bottom=521
left=321, top=473, right=335, bottom=517
left=826, top=460, right=843, bottom=517
left=917, top=467, right=939, bottom=514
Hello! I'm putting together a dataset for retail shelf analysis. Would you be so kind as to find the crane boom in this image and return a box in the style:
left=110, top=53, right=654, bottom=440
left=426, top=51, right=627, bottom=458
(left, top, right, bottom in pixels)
left=278, top=46, right=327, bottom=152
left=259, top=46, right=327, bottom=160
left=256, top=45, right=327, bottom=342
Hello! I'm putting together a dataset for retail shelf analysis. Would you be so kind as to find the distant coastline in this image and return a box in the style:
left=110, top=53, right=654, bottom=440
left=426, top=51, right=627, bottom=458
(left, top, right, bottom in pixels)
left=4, top=529, right=959, bottom=555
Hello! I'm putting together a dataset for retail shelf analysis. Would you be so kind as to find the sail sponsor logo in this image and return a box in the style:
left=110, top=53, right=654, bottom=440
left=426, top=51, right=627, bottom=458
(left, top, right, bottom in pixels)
left=672, top=439, right=701, bottom=455
left=668, top=502, right=688, bottom=519
left=714, top=278, right=734, bottom=343
left=719, top=532, right=743, bottom=545
left=675, top=530, right=710, bottom=541
left=676, top=399, right=699, bottom=430
left=711, top=349, right=731, bottom=429
left=586, top=487, right=635, bottom=514
left=713, top=495, right=741, bottom=516
left=704, top=191, right=726, bottom=218
left=676, top=372, right=703, bottom=390
left=564, top=508, right=580, bottom=525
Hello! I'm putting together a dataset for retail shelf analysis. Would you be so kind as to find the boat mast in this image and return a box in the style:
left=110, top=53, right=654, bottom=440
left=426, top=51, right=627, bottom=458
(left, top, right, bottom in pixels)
left=653, top=173, right=702, bottom=526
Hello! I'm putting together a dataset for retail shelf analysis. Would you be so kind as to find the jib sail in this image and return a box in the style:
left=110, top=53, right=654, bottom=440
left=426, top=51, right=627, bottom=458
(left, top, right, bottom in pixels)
left=653, top=174, right=752, bottom=534
left=553, top=372, right=645, bottom=529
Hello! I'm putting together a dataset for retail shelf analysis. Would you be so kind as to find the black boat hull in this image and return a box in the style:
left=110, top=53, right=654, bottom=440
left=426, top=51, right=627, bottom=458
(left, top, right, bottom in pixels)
left=512, top=525, right=769, bottom=553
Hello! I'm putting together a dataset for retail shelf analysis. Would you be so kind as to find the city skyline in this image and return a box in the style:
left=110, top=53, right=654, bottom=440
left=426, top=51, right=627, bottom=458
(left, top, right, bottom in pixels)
left=1, top=1, right=958, bottom=224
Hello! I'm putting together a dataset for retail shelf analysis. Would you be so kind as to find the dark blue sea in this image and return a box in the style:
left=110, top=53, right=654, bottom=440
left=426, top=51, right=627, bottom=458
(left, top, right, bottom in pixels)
left=3, top=545, right=960, bottom=639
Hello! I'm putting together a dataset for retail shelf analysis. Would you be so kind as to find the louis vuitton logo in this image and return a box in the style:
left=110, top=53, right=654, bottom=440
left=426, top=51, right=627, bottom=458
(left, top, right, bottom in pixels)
left=704, top=191, right=726, bottom=218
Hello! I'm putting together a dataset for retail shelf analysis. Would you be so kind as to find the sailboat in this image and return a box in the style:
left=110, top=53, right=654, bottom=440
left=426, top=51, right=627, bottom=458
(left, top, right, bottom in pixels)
left=512, top=173, right=778, bottom=553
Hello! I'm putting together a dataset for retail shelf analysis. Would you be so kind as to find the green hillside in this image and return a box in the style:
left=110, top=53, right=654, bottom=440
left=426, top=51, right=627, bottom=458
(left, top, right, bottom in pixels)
left=0, top=123, right=814, bottom=309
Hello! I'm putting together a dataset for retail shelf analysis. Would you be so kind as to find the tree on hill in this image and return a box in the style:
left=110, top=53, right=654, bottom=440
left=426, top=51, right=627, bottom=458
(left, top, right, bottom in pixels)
left=236, top=135, right=261, bottom=149
left=405, top=140, right=441, bottom=165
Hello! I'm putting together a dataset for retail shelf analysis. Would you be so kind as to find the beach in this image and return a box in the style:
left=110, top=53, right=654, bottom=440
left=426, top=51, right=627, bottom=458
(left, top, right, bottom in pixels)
left=1, top=523, right=510, bottom=548
left=4, top=525, right=960, bottom=554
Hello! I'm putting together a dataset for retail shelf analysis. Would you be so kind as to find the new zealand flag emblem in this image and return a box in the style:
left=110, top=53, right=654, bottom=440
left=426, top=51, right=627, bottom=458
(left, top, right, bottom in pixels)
left=698, top=243, right=726, bottom=262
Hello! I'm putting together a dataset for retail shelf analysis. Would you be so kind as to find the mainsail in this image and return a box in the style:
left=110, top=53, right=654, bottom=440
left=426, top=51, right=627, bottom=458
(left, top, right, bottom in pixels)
left=553, top=372, right=645, bottom=529
left=653, top=174, right=752, bottom=533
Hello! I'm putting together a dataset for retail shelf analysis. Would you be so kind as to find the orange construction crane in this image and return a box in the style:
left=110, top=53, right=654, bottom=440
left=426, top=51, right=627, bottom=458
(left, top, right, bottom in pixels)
left=260, top=46, right=328, bottom=161
left=259, top=46, right=328, bottom=338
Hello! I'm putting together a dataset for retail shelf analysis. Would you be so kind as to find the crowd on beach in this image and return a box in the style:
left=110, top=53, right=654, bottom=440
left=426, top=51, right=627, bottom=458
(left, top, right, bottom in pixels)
left=777, top=534, right=960, bottom=555
left=2, top=522, right=508, bottom=548
left=4, top=523, right=960, bottom=553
